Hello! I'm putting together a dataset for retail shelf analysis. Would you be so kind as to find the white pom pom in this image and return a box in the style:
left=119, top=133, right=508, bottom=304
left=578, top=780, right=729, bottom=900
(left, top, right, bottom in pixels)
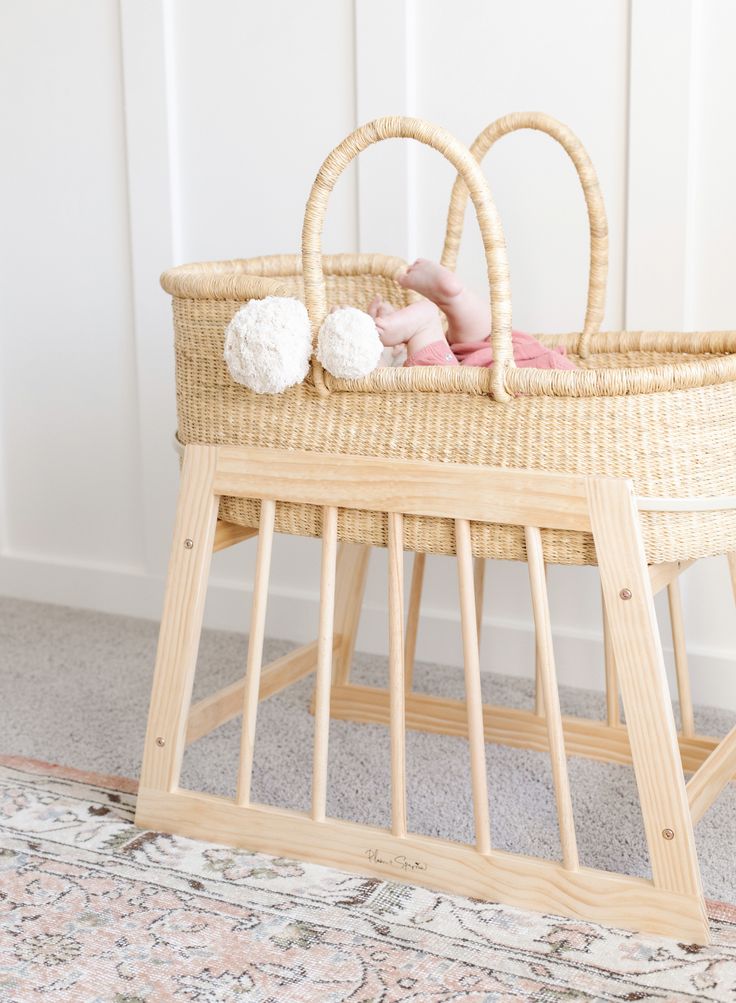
left=223, top=296, right=312, bottom=394
left=317, top=307, right=383, bottom=379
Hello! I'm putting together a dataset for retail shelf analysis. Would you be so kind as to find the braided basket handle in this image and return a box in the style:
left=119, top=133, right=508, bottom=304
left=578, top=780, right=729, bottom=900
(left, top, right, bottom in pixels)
left=442, top=112, right=608, bottom=359
left=302, top=116, right=514, bottom=401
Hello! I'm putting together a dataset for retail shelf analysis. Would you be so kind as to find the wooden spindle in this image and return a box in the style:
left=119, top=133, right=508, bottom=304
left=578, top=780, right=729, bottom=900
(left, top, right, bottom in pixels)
left=236, top=498, right=276, bottom=806
left=525, top=525, right=579, bottom=870
left=388, top=512, right=407, bottom=837
left=312, top=506, right=339, bottom=821
left=456, top=519, right=492, bottom=855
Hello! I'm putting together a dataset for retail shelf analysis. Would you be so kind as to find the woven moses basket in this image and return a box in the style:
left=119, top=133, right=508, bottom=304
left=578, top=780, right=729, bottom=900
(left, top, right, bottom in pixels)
left=163, top=113, right=736, bottom=566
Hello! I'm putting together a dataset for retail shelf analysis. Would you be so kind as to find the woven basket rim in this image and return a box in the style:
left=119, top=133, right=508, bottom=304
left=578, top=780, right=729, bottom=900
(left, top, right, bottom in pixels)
left=164, top=254, right=736, bottom=400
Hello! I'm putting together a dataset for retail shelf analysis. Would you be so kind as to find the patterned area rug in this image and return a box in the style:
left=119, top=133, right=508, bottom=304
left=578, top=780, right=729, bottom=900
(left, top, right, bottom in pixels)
left=1, top=757, right=735, bottom=1002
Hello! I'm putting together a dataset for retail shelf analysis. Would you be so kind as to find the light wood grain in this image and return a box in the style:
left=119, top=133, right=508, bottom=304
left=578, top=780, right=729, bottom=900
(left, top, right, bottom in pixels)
left=602, top=592, right=621, bottom=727
left=473, top=556, right=485, bottom=647
left=326, top=682, right=732, bottom=775
left=525, top=526, right=579, bottom=870
left=668, top=578, right=694, bottom=737
left=236, top=499, right=276, bottom=806
left=213, top=519, right=258, bottom=552
left=687, top=723, right=736, bottom=825
left=456, top=519, right=492, bottom=855
left=388, top=512, right=407, bottom=838
left=587, top=476, right=704, bottom=905
left=136, top=786, right=710, bottom=943
left=404, top=551, right=425, bottom=692
left=648, top=559, right=695, bottom=595
left=728, top=553, right=736, bottom=605
left=137, top=445, right=220, bottom=796
left=186, top=638, right=338, bottom=744
left=214, top=445, right=593, bottom=532
left=333, top=544, right=371, bottom=686
left=312, top=506, right=338, bottom=822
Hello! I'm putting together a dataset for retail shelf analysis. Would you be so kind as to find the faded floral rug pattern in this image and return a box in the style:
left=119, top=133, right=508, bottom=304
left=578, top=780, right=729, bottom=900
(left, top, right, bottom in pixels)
left=1, top=757, right=735, bottom=1002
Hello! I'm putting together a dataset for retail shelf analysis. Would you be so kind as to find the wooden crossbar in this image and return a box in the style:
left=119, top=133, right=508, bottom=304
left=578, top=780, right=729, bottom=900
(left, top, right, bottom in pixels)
left=186, top=638, right=338, bottom=744
left=687, top=724, right=736, bottom=825
left=213, top=445, right=594, bottom=532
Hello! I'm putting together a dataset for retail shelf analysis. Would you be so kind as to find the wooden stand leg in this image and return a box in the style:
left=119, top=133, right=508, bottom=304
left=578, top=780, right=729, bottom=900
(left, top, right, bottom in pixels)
left=332, top=543, right=370, bottom=686
left=404, top=552, right=425, bottom=692
left=587, top=478, right=707, bottom=939
left=668, top=578, right=694, bottom=737
left=137, top=446, right=220, bottom=799
left=602, top=591, right=621, bottom=727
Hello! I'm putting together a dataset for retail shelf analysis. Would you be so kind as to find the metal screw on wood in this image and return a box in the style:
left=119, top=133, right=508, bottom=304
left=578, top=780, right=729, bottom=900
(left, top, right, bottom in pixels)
left=662, top=827, right=675, bottom=840
left=184, top=538, right=194, bottom=549
left=619, top=588, right=632, bottom=600
left=155, top=737, right=166, bottom=747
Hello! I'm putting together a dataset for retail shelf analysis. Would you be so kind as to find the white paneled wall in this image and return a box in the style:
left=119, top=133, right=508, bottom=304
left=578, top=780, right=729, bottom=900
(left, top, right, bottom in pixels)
left=1, top=0, right=735, bottom=710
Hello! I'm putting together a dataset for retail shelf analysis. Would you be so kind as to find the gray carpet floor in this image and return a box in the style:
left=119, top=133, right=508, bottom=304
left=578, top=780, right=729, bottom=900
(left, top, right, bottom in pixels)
left=1, top=595, right=734, bottom=902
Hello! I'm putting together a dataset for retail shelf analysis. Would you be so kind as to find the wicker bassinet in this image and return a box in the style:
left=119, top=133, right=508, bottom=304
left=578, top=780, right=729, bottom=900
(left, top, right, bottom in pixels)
left=163, top=113, right=736, bottom=566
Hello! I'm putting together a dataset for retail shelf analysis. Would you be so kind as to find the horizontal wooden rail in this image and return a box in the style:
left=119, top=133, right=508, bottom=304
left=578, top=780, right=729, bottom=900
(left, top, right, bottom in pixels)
left=213, top=519, right=258, bottom=552
left=212, top=445, right=595, bottom=532
left=326, top=682, right=733, bottom=777
left=687, top=724, right=736, bottom=825
left=136, top=786, right=709, bottom=942
left=648, top=559, right=695, bottom=595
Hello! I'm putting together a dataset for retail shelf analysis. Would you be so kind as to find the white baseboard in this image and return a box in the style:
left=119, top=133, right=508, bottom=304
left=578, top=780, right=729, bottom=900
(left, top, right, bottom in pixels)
left=2, top=553, right=735, bottom=713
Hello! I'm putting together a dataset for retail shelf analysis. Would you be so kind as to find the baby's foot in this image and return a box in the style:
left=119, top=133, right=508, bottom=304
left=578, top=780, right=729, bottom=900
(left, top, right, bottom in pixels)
left=375, top=299, right=447, bottom=357
left=398, top=259, right=490, bottom=346
left=368, top=295, right=397, bottom=320
left=397, top=259, right=463, bottom=302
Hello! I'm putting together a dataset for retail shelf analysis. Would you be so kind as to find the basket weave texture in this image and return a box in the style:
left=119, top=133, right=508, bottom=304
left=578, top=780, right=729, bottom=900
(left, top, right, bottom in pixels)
left=164, top=115, right=736, bottom=566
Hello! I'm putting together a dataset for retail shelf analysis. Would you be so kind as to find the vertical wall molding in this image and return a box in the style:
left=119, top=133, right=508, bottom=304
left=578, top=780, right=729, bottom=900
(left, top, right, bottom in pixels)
left=354, top=0, right=416, bottom=260
left=625, top=0, right=698, bottom=330
left=119, top=0, right=181, bottom=576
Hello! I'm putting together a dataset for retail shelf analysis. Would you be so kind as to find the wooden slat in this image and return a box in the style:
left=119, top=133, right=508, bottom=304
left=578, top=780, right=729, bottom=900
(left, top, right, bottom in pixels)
left=668, top=578, right=694, bottom=737
left=388, top=512, right=407, bottom=838
left=236, top=499, right=276, bottom=806
left=456, top=520, right=492, bottom=855
left=312, top=507, right=339, bottom=822
left=213, top=519, right=258, bottom=552
left=525, top=526, right=579, bottom=871
left=326, top=682, right=732, bottom=776
left=138, top=445, right=220, bottom=795
left=587, top=477, right=704, bottom=904
left=687, top=724, right=736, bottom=825
left=214, top=445, right=593, bottom=532
left=136, top=786, right=710, bottom=943
left=404, top=551, right=425, bottom=692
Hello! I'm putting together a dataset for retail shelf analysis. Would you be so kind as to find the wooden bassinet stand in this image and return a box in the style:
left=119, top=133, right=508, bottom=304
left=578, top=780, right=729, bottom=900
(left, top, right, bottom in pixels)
left=136, top=115, right=736, bottom=945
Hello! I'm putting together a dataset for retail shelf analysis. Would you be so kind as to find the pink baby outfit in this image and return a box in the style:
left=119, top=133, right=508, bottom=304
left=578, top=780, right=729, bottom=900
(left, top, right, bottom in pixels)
left=406, top=330, right=575, bottom=370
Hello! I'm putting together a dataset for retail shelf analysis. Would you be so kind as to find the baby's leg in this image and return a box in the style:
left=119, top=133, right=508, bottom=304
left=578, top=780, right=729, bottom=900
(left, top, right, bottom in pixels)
left=397, top=259, right=490, bottom=345
left=374, top=298, right=449, bottom=358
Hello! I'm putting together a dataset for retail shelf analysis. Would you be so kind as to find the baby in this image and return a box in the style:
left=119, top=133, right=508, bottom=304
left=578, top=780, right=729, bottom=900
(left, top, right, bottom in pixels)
left=369, top=259, right=575, bottom=371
